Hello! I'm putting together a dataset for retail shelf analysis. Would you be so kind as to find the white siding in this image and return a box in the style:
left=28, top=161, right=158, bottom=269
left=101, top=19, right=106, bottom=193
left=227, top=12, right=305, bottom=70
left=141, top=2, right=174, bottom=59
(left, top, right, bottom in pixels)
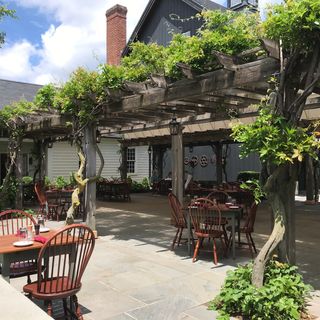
left=47, top=140, right=149, bottom=183
left=97, top=138, right=121, bottom=179
left=129, top=145, right=149, bottom=182
left=47, top=142, right=78, bottom=181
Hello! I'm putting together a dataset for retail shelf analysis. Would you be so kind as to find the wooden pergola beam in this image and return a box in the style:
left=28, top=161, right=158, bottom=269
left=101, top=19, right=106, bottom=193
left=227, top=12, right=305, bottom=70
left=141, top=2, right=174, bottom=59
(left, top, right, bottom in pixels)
left=104, top=58, right=279, bottom=114
left=122, top=129, right=232, bottom=147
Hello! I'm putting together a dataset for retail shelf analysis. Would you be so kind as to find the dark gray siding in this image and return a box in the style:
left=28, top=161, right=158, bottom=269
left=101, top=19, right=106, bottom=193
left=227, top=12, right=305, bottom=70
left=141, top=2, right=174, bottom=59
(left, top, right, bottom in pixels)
left=0, top=79, right=42, bottom=110
left=138, top=0, right=203, bottom=46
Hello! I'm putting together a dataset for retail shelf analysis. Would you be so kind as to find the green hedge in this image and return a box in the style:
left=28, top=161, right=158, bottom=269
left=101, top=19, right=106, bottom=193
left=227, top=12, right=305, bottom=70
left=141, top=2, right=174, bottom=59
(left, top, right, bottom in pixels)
left=237, top=171, right=260, bottom=182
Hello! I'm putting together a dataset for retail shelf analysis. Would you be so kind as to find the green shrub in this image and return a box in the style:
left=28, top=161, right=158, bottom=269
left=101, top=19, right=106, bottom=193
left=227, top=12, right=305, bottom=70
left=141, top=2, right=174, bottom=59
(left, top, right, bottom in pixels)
left=210, top=260, right=312, bottom=320
left=22, top=176, right=33, bottom=184
left=130, top=177, right=150, bottom=193
left=0, top=176, right=17, bottom=208
left=44, top=176, right=51, bottom=188
left=237, top=171, right=260, bottom=182
left=240, top=179, right=265, bottom=204
left=54, top=176, right=68, bottom=189
left=69, top=173, right=77, bottom=187
left=24, top=209, right=36, bottom=216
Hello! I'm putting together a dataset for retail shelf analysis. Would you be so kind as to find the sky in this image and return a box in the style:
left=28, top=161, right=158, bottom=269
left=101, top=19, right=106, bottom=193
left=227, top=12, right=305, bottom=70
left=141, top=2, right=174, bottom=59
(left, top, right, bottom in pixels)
left=0, top=0, right=277, bottom=86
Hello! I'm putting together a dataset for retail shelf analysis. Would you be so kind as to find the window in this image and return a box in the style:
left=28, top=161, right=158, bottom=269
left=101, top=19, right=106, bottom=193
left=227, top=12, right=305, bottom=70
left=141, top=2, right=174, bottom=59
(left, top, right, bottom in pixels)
left=127, top=148, right=136, bottom=173
left=230, top=0, right=242, bottom=7
left=248, top=0, right=257, bottom=5
left=182, top=31, right=191, bottom=37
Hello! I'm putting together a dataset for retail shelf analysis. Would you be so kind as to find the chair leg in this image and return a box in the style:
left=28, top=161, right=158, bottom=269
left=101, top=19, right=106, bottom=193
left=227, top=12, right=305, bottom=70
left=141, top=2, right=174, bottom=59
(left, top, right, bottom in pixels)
left=46, top=300, right=53, bottom=317
left=190, top=229, right=195, bottom=248
left=222, top=225, right=228, bottom=247
left=249, top=233, right=257, bottom=254
left=192, top=238, right=201, bottom=262
left=177, top=227, right=184, bottom=246
left=245, top=233, right=254, bottom=258
left=213, top=239, right=218, bottom=265
left=171, top=228, right=180, bottom=250
left=63, top=298, right=68, bottom=316
left=72, top=295, right=83, bottom=320
left=227, top=232, right=232, bottom=252
left=220, top=235, right=228, bottom=258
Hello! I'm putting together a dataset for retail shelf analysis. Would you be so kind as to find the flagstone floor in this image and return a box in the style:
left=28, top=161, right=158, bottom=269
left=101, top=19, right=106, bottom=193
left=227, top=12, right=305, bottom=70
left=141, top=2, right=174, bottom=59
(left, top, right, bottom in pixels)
left=10, top=193, right=320, bottom=319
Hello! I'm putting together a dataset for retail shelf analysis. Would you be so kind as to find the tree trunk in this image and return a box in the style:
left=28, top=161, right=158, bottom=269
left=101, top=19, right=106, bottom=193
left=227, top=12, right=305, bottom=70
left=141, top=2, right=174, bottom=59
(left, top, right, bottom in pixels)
left=15, top=149, right=23, bottom=209
left=84, top=124, right=97, bottom=230
left=0, top=135, right=22, bottom=208
left=252, top=163, right=296, bottom=287
left=119, top=145, right=128, bottom=181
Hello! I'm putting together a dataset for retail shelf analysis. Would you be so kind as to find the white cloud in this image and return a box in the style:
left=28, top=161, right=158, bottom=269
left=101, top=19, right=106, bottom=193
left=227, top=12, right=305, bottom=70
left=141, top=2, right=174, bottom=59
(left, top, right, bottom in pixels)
left=0, top=0, right=149, bottom=84
left=0, top=40, right=38, bottom=81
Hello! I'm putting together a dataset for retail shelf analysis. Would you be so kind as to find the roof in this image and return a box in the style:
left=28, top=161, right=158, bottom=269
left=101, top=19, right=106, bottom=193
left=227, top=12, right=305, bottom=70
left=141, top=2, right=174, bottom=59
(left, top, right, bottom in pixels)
left=0, top=79, right=42, bottom=110
left=122, top=0, right=225, bottom=56
left=187, top=0, right=226, bottom=11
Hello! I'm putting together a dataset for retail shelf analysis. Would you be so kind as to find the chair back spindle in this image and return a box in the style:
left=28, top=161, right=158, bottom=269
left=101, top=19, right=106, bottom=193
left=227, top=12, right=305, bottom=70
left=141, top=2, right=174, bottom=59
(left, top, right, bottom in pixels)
left=168, top=193, right=185, bottom=227
left=243, top=202, right=258, bottom=233
left=37, top=224, right=95, bottom=295
left=190, top=198, right=222, bottom=235
left=207, top=191, right=229, bottom=204
left=0, top=210, right=36, bottom=236
left=35, top=182, right=47, bottom=207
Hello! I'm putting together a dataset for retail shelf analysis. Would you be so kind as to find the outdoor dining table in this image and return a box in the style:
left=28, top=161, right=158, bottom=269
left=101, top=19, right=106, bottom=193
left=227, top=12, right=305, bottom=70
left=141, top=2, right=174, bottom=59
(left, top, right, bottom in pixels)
left=0, top=230, right=57, bottom=282
left=45, top=189, right=84, bottom=217
left=46, top=189, right=74, bottom=206
left=186, top=204, right=242, bottom=260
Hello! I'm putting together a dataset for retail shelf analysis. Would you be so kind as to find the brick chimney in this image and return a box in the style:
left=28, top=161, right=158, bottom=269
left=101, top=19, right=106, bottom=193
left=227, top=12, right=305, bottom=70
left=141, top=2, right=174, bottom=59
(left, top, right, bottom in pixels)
left=106, top=4, right=127, bottom=65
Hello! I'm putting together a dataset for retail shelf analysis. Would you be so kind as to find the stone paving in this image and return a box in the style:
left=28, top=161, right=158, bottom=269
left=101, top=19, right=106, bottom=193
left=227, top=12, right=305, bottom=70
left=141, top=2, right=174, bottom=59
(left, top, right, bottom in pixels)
left=10, top=193, right=320, bottom=319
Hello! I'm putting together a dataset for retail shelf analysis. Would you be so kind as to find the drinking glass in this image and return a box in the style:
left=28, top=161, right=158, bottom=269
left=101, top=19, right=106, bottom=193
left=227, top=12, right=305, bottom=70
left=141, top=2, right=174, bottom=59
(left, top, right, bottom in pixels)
left=19, top=227, right=27, bottom=241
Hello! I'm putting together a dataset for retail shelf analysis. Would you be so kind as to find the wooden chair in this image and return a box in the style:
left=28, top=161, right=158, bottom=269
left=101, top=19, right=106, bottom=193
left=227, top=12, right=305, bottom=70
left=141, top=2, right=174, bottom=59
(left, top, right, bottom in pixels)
left=206, top=191, right=229, bottom=241
left=23, top=224, right=95, bottom=319
left=190, top=198, right=227, bottom=265
left=0, top=209, right=37, bottom=283
left=168, top=193, right=193, bottom=250
left=34, top=182, right=61, bottom=221
left=207, top=191, right=229, bottom=204
left=227, top=202, right=258, bottom=257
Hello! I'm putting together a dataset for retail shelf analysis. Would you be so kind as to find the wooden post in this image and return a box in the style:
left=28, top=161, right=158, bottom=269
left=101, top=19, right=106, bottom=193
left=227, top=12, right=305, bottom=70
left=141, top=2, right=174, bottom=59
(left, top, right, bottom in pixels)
left=305, top=155, right=315, bottom=203
left=120, top=145, right=128, bottom=180
left=171, top=125, right=184, bottom=204
left=84, top=124, right=96, bottom=231
left=39, top=141, right=48, bottom=182
left=215, top=142, right=223, bottom=185
left=15, top=148, right=23, bottom=209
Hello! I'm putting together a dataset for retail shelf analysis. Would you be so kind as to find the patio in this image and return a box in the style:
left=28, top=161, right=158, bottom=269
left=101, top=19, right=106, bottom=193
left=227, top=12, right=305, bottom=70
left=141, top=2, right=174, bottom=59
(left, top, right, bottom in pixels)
left=8, top=193, right=320, bottom=319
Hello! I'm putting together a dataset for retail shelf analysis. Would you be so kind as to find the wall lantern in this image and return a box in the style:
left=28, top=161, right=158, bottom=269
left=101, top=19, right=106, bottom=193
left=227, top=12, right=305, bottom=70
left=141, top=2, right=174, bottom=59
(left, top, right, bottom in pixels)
left=148, top=145, right=152, bottom=155
left=169, top=117, right=179, bottom=135
left=96, top=129, right=102, bottom=143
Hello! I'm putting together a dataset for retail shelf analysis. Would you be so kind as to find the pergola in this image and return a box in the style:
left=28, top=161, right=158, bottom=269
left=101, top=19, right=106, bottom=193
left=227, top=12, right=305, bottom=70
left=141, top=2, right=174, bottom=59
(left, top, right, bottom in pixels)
left=21, top=45, right=320, bottom=231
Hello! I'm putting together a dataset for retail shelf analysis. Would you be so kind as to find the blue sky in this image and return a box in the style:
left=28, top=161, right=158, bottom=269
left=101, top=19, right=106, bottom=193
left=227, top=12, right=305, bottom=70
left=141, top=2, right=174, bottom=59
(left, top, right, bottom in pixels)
left=0, top=0, right=273, bottom=85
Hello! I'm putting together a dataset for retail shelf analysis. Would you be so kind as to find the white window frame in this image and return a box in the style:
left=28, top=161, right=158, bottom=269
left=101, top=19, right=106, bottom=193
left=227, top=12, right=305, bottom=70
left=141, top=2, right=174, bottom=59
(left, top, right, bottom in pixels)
left=230, top=0, right=242, bottom=7
left=127, top=148, right=136, bottom=174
